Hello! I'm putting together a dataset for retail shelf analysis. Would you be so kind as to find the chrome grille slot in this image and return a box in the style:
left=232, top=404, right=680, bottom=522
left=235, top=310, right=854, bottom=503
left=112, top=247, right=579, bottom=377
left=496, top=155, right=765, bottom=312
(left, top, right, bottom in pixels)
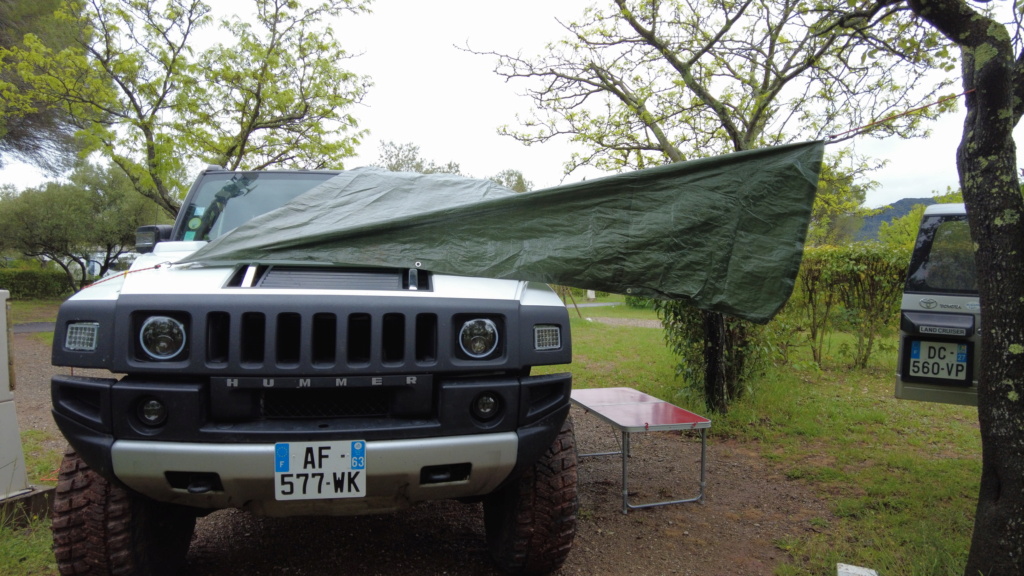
left=276, top=313, right=302, bottom=366
left=311, top=313, right=337, bottom=366
left=382, top=313, right=405, bottom=364
left=347, top=313, right=372, bottom=366
left=416, top=314, right=437, bottom=363
left=241, top=312, right=266, bottom=365
left=206, top=312, right=230, bottom=365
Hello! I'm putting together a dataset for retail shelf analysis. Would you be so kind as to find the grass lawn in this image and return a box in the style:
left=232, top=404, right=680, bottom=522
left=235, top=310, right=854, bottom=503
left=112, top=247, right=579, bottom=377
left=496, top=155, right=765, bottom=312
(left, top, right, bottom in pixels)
left=6, top=299, right=63, bottom=325
left=0, top=514, right=54, bottom=576
left=541, top=305, right=979, bottom=575
left=6, top=299, right=57, bottom=347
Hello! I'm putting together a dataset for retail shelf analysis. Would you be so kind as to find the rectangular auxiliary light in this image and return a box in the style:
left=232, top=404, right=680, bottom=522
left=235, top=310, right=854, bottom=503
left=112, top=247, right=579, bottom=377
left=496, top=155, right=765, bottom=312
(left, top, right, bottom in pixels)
left=533, top=325, right=561, bottom=351
left=65, top=322, right=100, bottom=352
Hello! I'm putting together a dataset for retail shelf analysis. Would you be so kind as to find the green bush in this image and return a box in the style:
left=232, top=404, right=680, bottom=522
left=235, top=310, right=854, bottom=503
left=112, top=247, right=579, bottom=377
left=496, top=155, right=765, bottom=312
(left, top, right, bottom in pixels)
left=653, top=242, right=909, bottom=411
left=793, top=244, right=908, bottom=369
left=624, top=294, right=654, bottom=309
left=654, top=302, right=786, bottom=412
left=0, top=268, right=73, bottom=299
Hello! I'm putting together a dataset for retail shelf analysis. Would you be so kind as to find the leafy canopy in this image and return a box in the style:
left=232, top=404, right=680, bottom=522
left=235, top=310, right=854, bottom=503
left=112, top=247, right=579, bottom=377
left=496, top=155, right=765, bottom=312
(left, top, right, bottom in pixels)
left=0, top=161, right=165, bottom=291
left=6, top=0, right=370, bottom=218
left=476, top=0, right=957, bottom=172
left=0, top=0, right=84, bottom=170
left=807, top=151, right=881, bottom=247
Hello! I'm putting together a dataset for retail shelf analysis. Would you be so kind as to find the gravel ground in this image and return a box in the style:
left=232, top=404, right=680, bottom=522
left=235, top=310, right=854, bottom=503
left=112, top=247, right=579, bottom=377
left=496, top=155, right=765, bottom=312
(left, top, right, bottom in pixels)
left=11, top=323, right=833, bottom=576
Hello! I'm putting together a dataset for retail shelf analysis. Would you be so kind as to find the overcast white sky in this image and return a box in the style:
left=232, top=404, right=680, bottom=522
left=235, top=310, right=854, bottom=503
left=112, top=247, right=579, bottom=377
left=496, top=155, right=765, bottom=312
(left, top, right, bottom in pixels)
left=1, top=0, right=1016, bottom=208
left=330, top=0, right=606, bottom=187
left=331, top=0, right=1002, bottom=208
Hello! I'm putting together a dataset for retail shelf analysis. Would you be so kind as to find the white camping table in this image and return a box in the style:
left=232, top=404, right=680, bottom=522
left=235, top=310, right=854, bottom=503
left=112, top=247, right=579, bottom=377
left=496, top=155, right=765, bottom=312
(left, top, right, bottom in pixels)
left=571, top=387, right=710, bottom=514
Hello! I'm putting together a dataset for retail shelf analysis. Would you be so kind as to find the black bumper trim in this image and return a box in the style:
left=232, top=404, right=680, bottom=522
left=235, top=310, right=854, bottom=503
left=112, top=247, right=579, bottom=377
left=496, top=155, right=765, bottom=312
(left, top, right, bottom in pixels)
left=52, top=372, right=573, bottom=489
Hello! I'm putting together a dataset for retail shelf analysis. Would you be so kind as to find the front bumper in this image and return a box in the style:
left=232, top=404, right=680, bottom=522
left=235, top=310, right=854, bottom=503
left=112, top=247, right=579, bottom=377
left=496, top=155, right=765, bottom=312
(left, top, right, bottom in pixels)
left=52, top=371, right=571, bottom=515
left=111, top=434, right=518, bottom=516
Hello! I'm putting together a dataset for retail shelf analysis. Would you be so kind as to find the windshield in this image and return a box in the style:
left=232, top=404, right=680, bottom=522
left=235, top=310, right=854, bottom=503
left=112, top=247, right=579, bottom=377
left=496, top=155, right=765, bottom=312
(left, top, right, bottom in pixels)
left=905, top=214, right=977, bottom=294
left=174, top=172, right=339, bottom=241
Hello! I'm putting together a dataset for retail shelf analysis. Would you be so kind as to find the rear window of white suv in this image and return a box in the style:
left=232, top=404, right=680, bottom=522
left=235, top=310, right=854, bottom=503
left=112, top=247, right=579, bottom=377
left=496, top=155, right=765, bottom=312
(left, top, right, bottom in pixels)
left=905, top=213, right=977, bottom=295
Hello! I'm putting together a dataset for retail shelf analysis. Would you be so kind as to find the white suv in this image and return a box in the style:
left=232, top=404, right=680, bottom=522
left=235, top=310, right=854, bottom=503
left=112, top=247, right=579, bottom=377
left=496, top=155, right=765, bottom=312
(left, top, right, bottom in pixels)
left=896, top=203, right=980, bottom=405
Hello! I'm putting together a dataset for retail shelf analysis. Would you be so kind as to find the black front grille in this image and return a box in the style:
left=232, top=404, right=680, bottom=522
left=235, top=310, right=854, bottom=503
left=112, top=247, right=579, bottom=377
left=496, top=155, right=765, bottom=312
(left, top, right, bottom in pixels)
left=113, top=292, right=526, bottom=376
left=262, top=388, right=391, bottom=419
left=204, top=310, right=439, bottom=371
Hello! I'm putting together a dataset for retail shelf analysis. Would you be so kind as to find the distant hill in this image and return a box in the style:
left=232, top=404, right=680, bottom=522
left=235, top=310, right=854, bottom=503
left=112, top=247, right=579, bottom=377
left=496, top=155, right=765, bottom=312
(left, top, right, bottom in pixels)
left=855, top=197, right=937, bottom=242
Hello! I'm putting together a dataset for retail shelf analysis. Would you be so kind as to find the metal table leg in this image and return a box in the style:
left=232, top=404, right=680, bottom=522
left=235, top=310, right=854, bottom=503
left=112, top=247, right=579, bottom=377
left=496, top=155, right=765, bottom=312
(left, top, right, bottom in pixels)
left=621, top=428, right=707, bottom=514
left=621, top=430, right=630, bottom=514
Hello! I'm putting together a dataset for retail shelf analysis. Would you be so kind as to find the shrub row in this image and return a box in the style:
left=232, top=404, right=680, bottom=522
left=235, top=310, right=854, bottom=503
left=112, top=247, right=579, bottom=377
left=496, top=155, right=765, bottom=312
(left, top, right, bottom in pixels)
left=791, top=243, right=909, bottom=368
left=0, top=269, right=73, bottom=299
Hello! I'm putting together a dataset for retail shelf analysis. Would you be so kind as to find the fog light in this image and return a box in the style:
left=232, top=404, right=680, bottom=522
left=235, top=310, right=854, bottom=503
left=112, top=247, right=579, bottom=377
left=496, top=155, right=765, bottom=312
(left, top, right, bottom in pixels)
left=138, top=398, right=168, bottom=427
left=459, top=318, right=499, bottom=358
left=472, top=392, right=501, bottom=421
left=139, top=315, right=186, bottom=360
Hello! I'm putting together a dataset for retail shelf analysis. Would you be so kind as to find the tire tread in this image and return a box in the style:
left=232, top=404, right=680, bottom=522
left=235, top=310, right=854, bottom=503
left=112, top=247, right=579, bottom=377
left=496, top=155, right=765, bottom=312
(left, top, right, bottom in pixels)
left=485, top=418, right=579, bottom=575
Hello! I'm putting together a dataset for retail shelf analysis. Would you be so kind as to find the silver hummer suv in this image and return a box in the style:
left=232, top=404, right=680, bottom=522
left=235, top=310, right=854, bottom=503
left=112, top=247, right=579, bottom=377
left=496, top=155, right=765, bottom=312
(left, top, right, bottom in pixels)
left=50, top=167, right=578, bottom=576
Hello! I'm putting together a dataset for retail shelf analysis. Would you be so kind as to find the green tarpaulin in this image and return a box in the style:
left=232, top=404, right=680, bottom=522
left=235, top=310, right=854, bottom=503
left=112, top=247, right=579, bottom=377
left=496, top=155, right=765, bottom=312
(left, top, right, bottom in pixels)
left=184, top=141, right=824, bottom=323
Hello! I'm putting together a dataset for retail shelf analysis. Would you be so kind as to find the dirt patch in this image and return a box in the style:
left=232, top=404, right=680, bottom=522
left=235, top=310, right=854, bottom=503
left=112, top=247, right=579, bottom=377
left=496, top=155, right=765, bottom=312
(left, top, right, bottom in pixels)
left=12, top=331, right=832, bottom=575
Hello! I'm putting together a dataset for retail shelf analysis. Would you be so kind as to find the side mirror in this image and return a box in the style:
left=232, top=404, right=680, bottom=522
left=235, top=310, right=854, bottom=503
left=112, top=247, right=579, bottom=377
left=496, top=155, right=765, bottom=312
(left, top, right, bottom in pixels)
left=136, top=225, right=173, bottom=254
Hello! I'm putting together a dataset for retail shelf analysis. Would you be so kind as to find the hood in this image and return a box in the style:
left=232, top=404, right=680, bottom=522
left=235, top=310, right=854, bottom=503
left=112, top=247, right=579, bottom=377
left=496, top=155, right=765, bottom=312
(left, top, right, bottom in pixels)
left=74, top=241, right=540, bottom=304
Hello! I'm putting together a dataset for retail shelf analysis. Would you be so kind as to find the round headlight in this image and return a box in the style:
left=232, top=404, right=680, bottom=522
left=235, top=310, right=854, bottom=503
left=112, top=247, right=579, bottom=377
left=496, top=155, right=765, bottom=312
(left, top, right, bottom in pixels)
left=459, top=318, right=499, bottom=359
left=139, top=315, right=186, bottom=360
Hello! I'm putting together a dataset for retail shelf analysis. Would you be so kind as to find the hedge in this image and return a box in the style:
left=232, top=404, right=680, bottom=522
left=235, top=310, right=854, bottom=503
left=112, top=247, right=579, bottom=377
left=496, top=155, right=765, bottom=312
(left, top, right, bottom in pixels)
left=792, top=243, right=910, bottom=368
left=0, top=269, right=73, bottom=299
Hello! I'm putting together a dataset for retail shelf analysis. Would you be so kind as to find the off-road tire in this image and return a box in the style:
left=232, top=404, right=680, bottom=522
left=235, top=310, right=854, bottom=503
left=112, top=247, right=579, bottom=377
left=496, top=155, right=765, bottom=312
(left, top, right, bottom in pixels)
left=52, top=448, right=196, bottom=576
left=484, top=417, right=579, bottom=575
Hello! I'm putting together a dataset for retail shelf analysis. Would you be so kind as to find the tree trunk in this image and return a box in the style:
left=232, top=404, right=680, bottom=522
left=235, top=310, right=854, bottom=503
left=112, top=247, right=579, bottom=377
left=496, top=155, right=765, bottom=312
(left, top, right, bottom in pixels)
left=958, top=57, right=1024, bottom=576
left=958, top=125, right=1024, bottom=573
left=50, top=258, right=80, bottom=294
left=702, top=310, right=729, bottom=413
left=899, top=1, right=1024, bottom=570
left=961, top=137, right=1024, bottom=575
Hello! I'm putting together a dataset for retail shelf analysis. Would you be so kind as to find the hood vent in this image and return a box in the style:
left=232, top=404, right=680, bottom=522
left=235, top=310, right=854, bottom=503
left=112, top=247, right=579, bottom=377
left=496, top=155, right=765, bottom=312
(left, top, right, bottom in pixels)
left=227, top=265, right=431, bottom=291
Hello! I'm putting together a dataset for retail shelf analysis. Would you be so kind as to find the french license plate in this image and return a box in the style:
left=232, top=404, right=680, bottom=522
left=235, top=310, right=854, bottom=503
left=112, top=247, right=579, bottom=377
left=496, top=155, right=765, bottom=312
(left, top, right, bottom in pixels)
left=274, top=441, right=366, bottom=501
left=908, top=341, right=968, bottom=381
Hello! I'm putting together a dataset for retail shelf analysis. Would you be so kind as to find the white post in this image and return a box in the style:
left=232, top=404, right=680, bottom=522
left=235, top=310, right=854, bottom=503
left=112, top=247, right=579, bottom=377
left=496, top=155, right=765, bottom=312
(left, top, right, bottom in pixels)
left=0, top=289, right=31, bottom=500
